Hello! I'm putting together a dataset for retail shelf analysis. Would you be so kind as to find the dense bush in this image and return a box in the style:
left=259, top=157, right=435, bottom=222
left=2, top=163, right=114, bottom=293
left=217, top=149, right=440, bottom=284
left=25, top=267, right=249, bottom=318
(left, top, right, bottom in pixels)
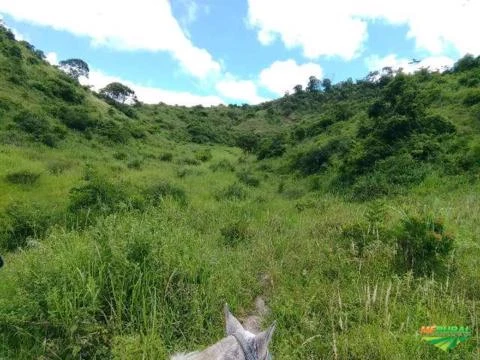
left=68, top=177, right=131, bottom=216
left=0, top=202, right=57, bottom=250
left=463, top=90, right=480, bottom=106
left=13, top=111, right=64, bottom=146
left=394, top=215, right=454, bottom=276
left=57, top=106, right=96, bottom=131
left=292, top=139, right=350, bottom=175
left=98, top=120, right=130, bottom=143
left=46, top=78, right=84, bottom=104
left=256, top=135, right=286, bottom=160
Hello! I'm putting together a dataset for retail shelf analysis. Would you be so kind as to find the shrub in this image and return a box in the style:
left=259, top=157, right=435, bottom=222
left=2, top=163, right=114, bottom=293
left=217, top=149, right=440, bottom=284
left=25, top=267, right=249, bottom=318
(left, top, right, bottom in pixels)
left=220, top=221, right=251, bottom=246
left=215, top=183, right=247, bottom=201
left=394, top=215, right=454, bottom=276
left=13, top=111, right=63, bottom=146
left=58, top=106, right=95, bottom=131
left=46, top=78, right=84, bottom=104
left=144, top=181, right=187, bottom=206
left=0, top=202, right=57, bottom=251
left=159, top=152, right=173, bottom=162
left=195, top=149, right=212, bottom=162
left=293, top=139, right=350, bottom=175
left=98, top=121, right=130, bottom=144
left=463, top=90, right=480, bottom=106
left=14, top=111, right=50, bottom=136
left=256, top=135, right=286, bottom=160
left=236, top=171, right=260, bottom=187
left=5, top=170, right=41, bottom=185
left=68, top=177, right=130, bottom=215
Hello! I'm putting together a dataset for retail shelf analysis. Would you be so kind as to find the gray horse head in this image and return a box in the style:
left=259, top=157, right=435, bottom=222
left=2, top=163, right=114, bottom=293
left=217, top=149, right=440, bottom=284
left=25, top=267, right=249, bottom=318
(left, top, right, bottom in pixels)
left=171, top=304, right=275, bottom=360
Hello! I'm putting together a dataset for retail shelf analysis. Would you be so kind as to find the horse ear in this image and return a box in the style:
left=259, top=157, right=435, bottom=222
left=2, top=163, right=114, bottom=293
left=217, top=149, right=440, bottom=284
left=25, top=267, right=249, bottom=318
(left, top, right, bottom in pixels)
left=224, top=303, right=244, bottom=335
left=255, top=322, right=276, bottom=357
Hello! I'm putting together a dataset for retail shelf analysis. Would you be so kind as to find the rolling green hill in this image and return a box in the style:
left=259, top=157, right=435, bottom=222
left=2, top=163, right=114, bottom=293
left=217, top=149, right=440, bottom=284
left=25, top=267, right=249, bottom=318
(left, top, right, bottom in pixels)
left=1, top=23, right=480, bottom=359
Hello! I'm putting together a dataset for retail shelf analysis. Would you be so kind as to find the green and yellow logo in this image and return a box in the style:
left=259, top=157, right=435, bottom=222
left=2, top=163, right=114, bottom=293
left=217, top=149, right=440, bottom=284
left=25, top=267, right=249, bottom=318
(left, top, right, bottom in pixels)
left=420, top=325, right=472, bottom=351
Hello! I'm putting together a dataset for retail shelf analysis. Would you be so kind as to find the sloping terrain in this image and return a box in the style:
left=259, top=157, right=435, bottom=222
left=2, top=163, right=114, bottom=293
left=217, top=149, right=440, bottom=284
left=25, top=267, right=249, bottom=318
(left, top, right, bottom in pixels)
left=1, top=24, right=480, bottom=359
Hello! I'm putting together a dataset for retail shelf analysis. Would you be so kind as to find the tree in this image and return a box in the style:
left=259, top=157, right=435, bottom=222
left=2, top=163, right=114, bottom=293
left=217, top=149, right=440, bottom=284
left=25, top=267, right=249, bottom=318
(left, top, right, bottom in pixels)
left=321, top=78, right=332, bottom=92
left=293, top=84, right=303, bottom=94
left=59, top=58, right=90, bottom=80
left=100, top=82, right=137, bottom=104
left=306, top=76, right=320, bottom=92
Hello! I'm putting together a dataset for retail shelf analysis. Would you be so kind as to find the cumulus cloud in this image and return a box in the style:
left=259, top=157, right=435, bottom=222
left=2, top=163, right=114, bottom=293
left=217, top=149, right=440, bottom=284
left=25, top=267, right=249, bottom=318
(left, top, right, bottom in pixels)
left=365, top=54, right=455, bottom=74
left=247, top=0, right=367, bottom=60
left=0, top=0, right=220, bottom=78
left=247, top=0, right=480, bottom=59
left=216, top=75, right=268, bottom=104
left=82, top=69, right=223, bottom=107
left=259, top=59, right=323, bottom=96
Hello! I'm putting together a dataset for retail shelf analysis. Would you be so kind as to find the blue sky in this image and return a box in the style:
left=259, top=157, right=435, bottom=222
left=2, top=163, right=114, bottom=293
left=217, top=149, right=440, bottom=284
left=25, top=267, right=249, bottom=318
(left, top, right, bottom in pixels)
left=0, top=0, right=478, bottom=106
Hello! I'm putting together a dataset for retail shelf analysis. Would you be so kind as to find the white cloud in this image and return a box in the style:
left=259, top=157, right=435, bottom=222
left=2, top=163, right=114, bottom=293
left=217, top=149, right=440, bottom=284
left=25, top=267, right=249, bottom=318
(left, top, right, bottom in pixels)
left=45, top=51, right=58, bottom=65
left=259, top=59, right=323, bottom=96
left=0, top=0, right=220, bottom=78
left=247, top=0, right=368, bottom=60
left=81, top=69, right=224, bottom=107
left=247, top=0, right=480, bottom=59
left=216, top=75, right=268, bottom=104
left=365, top=54, right=455, bottom=74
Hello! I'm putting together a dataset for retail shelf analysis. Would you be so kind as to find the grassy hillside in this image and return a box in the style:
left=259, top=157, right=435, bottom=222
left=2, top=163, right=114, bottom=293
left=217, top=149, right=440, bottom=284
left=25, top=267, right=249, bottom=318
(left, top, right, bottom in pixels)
left=1, top=24, right=480, bottom=359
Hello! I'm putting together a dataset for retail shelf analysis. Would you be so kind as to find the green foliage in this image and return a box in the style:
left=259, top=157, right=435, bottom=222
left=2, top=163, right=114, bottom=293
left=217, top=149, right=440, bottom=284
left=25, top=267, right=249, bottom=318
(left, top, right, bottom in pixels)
left=463, top=89, right=480, bottom=106
left=215, top=183, right=247, bottom=201
left=68, top=177, right=130, bottom=216
left=394, top=215, right=454, bottom=276
left=46, top=159, right=72, bottom=175
left=292, top=139, right=350, bottom=175
left=0, top=202, right=57, bottom=250
left=256, top=135, right=286, bottom=160
left=127, top=158, right=143, bottom=169
left=100, top=82, right=137, bottom=104
left=59, top=58, right=90, bottom=81
left=57, top=105, right=96, bottom=131
left=195, top=148, right=212, bottom=162
left=5, top=170, right=41, bottom=185
left=144, top=181, right=187, bottom=206
left=453, top=54, right=480, bottom=73
left=209, top=159, right=235, bottom=172
left=236, top=171, right=260, bottom=187
left=187, top=122, right=221, bottom=144
left=46, top=77, right=85, bottom=104
left=13, top=110, right=64, bottom=146
left=236, top=133, right=259, bottom=153
left=220, top=221, right=251, bottom=246
left=98, top=120, right=130, bottom=143
left=159, top=152, right=173, bottom=162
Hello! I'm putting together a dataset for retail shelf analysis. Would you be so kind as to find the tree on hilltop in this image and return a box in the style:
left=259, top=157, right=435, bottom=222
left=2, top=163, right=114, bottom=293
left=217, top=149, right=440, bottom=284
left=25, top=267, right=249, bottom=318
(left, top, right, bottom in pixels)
left=100, top=82, right=137, bottom=104
left=59, top=58, right=90, bottom=80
